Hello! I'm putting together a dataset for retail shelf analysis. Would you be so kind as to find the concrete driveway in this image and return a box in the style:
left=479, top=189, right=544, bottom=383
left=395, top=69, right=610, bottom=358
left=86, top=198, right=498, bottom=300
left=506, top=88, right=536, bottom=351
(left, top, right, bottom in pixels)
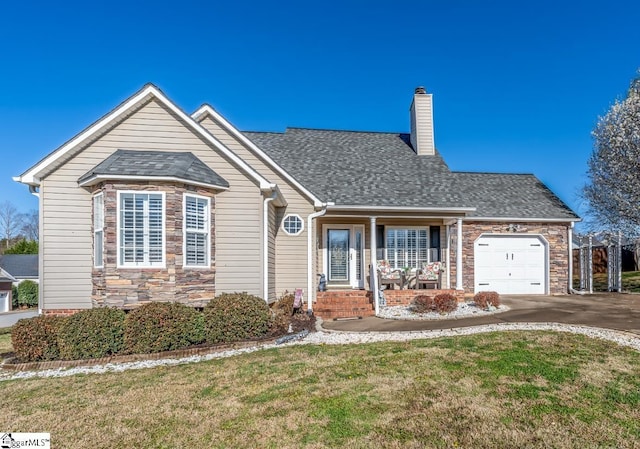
left=0, top=309, right=39, bottom=328
left=321, top=293, right=640, bottom=335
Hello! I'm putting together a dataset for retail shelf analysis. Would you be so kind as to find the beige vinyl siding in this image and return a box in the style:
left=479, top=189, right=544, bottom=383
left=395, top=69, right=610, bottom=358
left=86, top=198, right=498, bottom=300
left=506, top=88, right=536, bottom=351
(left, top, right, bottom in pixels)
left=199, top=116, right=315, bottom=300
left=40, top=175, right=92, bottom=309
left=40, top=98, right=264, bottom=309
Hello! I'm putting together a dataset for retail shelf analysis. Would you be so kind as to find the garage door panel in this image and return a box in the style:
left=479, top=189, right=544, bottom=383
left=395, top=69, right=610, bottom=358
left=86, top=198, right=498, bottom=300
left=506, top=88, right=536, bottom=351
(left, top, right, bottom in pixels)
left=474, top=235, right=546, bottom=295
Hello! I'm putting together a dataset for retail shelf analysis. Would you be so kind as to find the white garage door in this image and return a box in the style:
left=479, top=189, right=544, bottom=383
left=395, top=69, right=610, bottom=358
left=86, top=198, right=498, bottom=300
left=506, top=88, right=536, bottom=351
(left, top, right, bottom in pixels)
left=474, top=235, right=546, bottom=294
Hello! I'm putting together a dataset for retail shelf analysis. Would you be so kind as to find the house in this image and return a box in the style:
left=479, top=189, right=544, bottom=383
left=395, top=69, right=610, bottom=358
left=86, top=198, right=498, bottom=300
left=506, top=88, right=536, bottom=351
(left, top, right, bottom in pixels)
left=0, top=254, right=39, bottom=284
left=14, top=84, right=579, bottom=318
left=0, top=268, right=17, bottom=312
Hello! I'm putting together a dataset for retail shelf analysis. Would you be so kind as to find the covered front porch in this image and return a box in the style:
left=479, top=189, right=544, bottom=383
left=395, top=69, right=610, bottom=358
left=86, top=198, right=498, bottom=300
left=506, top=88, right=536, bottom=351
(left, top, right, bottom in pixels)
left=311, top=207, right=469, bottom=319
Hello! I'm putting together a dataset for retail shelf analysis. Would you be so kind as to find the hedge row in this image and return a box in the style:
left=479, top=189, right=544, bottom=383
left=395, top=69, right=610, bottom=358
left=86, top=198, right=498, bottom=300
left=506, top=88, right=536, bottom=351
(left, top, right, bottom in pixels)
left=12, top=292, right=288, bottom=363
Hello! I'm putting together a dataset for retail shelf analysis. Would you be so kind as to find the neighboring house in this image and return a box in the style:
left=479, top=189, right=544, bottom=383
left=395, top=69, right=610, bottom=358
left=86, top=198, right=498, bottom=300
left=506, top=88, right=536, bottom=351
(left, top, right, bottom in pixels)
left=14, top=84, right=580, bottom=318
left=0, top=254, right=39, bottom=284
left=0, top=268, right=17, bottom=312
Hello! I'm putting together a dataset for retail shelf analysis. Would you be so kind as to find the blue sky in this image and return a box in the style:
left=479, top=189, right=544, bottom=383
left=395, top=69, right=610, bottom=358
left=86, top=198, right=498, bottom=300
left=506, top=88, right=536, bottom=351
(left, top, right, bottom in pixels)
left=1, top=1, right=639, bottom=231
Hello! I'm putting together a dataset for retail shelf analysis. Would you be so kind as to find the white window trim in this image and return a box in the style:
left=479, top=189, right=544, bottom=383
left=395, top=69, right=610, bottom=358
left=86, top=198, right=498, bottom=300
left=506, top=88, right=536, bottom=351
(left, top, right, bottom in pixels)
left=282, top=214, right=304, bottom=236
left=183, top=193, right=211, bottom=269
left=93, top=192, right=104, bottom=268
left=116, top=190, right=166, bottom=269
left=385, top=226, right=430, bottom=270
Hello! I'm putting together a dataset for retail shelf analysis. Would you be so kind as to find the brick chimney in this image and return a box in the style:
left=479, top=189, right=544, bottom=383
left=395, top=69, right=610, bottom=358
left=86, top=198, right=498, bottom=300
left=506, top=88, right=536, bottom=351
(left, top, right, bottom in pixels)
left=409, top=86, right=435, bottom=156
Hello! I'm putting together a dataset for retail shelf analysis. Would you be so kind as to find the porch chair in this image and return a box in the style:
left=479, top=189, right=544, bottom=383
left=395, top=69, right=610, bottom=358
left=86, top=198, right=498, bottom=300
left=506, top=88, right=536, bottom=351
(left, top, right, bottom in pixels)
left=415, top=261, right=445, bottom=289
left=377, top=260, right=405, bottom=290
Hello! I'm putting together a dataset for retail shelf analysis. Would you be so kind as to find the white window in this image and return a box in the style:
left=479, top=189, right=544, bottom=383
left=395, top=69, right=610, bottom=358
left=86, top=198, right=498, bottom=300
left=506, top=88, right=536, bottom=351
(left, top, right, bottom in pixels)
left=93, top=193, right=104, bottom=268
left=183, top=194, right=210, bottom=268
left=118, top=192, right=165, bottom=268
left=282, top=214, right=303, bottom=236
left=386, top=227, right=429, bottom=269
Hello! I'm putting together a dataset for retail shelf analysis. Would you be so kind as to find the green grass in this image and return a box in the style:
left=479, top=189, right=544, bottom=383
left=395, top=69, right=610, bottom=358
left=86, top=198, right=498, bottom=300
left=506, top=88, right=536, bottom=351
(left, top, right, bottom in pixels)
left=1, top=331, right=640, bottom=448
left=574, top=270, right=640, bottom=292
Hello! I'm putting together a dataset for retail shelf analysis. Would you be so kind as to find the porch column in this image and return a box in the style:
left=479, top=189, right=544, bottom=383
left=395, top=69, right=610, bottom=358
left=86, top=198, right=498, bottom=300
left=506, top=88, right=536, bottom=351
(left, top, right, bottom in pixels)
left=370, top=216, right=379, bottom=315
left=456, top=218, right=463, bottom=290
left=445, top=224, right=451, bottom=288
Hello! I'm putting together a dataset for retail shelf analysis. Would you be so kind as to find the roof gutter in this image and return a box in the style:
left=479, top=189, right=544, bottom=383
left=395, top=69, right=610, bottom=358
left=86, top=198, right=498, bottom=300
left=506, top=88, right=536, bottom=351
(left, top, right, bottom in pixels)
left=464, top=216, right=582, bottom=223
left=326, top=204, right=476, bottom=214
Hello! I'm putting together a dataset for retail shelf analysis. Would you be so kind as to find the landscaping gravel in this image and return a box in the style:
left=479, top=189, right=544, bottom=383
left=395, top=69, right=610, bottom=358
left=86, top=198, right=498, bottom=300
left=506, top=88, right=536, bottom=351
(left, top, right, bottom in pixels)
left=2, top=321, right=640, bottom=382
left=377, top=302, right=510, bottom=320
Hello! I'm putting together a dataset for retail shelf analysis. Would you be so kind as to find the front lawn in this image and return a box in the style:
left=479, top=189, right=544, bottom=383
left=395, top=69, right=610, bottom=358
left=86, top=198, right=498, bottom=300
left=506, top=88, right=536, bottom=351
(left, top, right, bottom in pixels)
left=1, top=331, right=639, bottom=448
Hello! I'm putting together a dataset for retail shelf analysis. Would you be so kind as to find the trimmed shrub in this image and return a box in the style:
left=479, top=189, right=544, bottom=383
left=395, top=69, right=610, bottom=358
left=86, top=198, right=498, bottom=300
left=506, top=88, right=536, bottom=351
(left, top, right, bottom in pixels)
left=272, top=291, right=295, bottom=316
left=433, top=293, right=458, bottom=313
left=57, top=308, right=126, bottom=360
left=269, top=292, right=295, bottom=336
left=411, top=295, right=435, bottom=313
left=124, top=302, right=205, bottom=354
left=17, top=280, right=38, bottom=308
left=473, top=291, right=501, bottom=309
left=204, top=292, right=270, bottom=344
left=12, top=315, right=65, bottom=362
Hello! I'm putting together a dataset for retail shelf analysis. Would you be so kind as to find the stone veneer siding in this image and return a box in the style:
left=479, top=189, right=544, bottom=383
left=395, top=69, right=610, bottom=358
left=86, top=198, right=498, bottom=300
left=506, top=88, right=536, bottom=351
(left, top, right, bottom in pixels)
left=449, top=221, right=571, bottom=295
left=92, top=181, right=216, bottom=309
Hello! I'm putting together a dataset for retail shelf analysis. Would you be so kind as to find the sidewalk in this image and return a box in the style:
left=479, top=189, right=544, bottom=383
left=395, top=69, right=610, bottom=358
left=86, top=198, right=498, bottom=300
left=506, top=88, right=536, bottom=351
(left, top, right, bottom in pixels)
left=320, top=293, right=640, bottom=335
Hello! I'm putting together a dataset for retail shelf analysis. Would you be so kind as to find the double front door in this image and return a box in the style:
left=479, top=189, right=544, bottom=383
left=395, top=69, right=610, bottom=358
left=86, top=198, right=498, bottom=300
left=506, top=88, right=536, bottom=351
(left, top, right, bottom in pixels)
left=325, top=225, right=365, bottom=289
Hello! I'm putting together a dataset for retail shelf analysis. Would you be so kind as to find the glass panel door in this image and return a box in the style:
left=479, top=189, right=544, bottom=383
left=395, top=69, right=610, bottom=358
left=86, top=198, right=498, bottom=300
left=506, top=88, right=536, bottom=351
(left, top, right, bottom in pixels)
left=328, top=229, right=349, bottom=282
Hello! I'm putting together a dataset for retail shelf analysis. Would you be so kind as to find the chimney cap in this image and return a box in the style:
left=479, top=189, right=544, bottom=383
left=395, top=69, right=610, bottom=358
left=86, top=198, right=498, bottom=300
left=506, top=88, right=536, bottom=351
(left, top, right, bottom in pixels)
left=415, top=86, right=427, bottom=94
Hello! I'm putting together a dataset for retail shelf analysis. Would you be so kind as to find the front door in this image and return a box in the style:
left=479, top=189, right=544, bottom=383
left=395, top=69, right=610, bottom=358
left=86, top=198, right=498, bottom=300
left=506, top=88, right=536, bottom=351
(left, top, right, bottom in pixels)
left=325, top=225, right=365, bottom=288
left=327, top=229, right=349, bottom=283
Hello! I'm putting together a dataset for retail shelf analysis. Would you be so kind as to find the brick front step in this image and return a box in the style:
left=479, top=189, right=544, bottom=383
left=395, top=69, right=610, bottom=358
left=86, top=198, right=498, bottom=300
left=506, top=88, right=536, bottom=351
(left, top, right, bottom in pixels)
left=314, top=289, right=465, bottom=319
left=315, top=290, right=374, bottom=319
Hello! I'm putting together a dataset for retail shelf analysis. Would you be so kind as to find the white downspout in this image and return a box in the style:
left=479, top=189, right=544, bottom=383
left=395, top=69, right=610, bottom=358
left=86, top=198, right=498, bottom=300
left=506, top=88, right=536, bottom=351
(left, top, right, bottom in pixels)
left=263, top=191, right=277, bottom=302
left=370, top=216, right=379, bottom=315
left=307, top=205, right=328, bottom=314
left=456, top=218, right=463, bottom=290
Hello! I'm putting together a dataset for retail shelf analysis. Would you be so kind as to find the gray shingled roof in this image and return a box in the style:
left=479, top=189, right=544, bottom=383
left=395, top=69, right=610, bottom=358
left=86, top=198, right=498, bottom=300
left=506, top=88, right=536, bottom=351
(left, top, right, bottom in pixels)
left=453, top=172, right=578, bottom=219
left=245, top=128, right=579, bottom=220
left=78, top=150, right=229, bottom=188
left=0, top=255, right=36, bottom=279
left=245, top=128, right=471, bottom=209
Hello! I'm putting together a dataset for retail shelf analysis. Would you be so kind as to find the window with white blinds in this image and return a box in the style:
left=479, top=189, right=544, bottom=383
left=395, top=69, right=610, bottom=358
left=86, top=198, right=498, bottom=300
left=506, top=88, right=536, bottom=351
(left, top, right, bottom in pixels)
left=184, top=194, right=210, bottom=267
left=118, top=192, right=165, bottom=267
left=386, top=228, right=429, bottom=269
left=93, top=193, right=104, bottom=268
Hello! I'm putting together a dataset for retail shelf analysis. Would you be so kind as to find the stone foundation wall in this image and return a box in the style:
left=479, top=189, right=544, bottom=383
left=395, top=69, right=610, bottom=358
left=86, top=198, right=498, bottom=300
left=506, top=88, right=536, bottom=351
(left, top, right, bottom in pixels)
left=92, top=181, right=217, bottom=309
left=449, top=222, right=570, bottom=295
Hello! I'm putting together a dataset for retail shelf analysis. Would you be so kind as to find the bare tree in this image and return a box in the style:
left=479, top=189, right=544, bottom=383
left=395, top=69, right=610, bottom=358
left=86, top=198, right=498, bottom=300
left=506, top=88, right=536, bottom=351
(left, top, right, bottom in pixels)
left=0, top=201, right=21, bottom=248
left=20, top=209, right=39, bottom=241
left=584, top=74, right=640, bottom=235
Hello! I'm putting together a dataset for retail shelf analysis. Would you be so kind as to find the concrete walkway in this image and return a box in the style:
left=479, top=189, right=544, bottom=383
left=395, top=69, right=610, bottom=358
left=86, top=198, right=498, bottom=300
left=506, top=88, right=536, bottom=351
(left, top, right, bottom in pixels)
left=0, top=309, right=38, bottom=328
left=321, top=293, right=640, bottom=335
